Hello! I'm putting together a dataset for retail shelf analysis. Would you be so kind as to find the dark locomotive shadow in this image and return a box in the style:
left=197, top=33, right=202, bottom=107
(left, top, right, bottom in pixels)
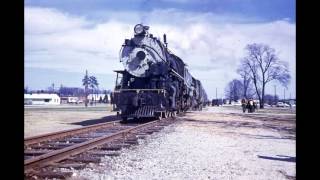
left=120, top=117, right=158, bottom=124
left=257, top=155, right=296, bottom=163
left=69, top=115, right=119, bottom=126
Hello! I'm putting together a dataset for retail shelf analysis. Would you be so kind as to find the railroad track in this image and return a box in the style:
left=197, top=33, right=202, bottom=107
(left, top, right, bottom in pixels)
left=24, top=118, right=176, bottom=179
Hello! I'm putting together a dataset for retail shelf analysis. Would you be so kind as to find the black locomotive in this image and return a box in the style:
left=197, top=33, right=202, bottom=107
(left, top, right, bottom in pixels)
left=112, top=24, right=208, bottom=121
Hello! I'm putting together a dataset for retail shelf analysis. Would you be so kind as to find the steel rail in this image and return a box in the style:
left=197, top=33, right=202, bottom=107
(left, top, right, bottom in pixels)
left=24, top=120, right=160, bottom=172
left=25, top=120, right=121, bottom=146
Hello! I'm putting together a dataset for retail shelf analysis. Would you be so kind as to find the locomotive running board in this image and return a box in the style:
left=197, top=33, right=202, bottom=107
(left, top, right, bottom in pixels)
left=114, top=89, right=166, bottom=94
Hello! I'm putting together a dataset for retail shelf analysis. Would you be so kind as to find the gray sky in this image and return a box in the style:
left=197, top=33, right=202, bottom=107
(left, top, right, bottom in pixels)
left=24, top=0, right=296, bottom=99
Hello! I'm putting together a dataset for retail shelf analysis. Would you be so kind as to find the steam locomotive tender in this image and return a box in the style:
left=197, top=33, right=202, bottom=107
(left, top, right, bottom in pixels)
left=112, top=24, right=208, bottom=121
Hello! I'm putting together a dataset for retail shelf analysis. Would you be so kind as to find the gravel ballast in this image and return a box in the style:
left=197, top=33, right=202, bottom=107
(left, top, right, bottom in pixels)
left=69, top=107, right=295, bottom=180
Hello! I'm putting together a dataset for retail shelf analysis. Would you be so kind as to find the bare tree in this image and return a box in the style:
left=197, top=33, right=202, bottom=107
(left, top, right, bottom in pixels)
left=225, top=79, right=243, bottom=104
left=237, top=65, right=255, bottom=99
left=264, top=94, right=279, bottom=105
left=240, top=43, right=290, bottom=108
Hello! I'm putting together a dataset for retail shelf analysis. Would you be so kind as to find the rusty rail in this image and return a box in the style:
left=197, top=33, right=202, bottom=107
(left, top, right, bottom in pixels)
left=24, top=120, right=160, bottom=172
left=25, top=120, right=121, bottom=146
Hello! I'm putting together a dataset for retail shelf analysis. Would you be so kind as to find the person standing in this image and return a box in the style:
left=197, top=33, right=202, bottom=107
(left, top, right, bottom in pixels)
left=248, top=99, right=254, bottom=113
left=241, top=98, right=247, bottom=113
left=252, top=101, right=257, bottom=112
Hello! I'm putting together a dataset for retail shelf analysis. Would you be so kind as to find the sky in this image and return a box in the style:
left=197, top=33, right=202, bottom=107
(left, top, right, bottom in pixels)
left=24, top=0, right=296, bottom=99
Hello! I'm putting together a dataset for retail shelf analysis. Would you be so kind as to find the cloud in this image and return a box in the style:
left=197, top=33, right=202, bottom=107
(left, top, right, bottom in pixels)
left=25, top=6, right=295, bottom=99
left=25, top=7, right=91, bottom=34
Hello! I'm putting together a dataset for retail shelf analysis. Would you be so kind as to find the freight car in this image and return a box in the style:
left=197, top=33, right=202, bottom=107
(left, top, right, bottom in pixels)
left=112, top=24, right=208, bottom=121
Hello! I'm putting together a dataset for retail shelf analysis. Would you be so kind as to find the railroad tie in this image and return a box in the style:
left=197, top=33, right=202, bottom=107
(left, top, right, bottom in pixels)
left=46, top=142, right=74, bottom=148
left=136, top=134, right=148, bottom=139
left=56, top=163, right=86, bottom=170
left=66, top=156, right=101, bottom=163
left=143, top=130, right=154, bottom=134
left=112, top=143, right=131, bottom=148
left=31, top=145, right=65, bottom=150
left=33, top=171, right=73, bottom=179
left=88, top=151, right=121, bottom=157
left=124, top=140, right=139, bottom=145
left=24, top=156, right=33, bottom=160
left=24, top=150, right=52, bottom=156
left=67, top=138, right=90, bottom=143
left=100, top=145, right=122, bottom=151
left=147, top=127, right=162, bottom=132
left=125, top=136, right=138, bottom=141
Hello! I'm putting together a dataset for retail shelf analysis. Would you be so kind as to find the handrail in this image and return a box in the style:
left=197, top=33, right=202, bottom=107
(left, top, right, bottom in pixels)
left=114, top=89, right=166, bottom=93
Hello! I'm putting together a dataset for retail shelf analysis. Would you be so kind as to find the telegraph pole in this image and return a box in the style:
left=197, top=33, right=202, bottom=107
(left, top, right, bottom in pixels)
left=51, top=83, right=55, bottom=93
left=216, top=88, right=217, bottom=99
left=85, top=70, right=89, bottom=107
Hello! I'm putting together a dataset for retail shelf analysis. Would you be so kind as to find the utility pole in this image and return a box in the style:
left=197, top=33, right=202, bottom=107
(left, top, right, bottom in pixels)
left=51, top=83, right=55, bottom=93
left=85, top=70, right=89, bottom=107
left=284, top=88, right=286, bottom=101
left=216, top=88, right=217, bottom=99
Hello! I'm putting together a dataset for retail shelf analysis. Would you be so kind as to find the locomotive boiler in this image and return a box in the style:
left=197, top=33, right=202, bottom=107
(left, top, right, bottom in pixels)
left=112, top=24, right=208, bottom=121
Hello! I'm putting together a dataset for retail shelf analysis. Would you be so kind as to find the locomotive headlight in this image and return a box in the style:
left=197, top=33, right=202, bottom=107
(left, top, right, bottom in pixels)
left=134, top=24, right=144, bottom=34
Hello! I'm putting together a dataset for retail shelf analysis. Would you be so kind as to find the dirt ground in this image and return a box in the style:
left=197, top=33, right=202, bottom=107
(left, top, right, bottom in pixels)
left=24, top=104, right=116, bottom=138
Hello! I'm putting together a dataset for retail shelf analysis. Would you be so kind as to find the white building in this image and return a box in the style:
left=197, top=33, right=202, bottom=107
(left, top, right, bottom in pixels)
left=24, top=93, right=61, bottom=105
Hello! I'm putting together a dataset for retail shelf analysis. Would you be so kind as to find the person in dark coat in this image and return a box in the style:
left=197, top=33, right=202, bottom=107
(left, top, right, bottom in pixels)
left=252, top=101, right=257, bottom=112
left=247, top=99, right=254, bottom=113
left=241, top=98, right=247, bottom=113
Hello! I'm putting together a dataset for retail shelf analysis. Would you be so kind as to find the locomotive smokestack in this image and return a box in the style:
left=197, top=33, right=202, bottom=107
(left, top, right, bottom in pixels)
left=163, top=34, right=168, bottom=48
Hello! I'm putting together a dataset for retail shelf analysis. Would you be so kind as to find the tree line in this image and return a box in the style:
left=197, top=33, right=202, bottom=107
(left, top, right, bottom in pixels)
left=24, top=70, right=112, bottom=98
left=224, top=43, right=291, bottom=109
left=24, top=85, right=111, bottom=97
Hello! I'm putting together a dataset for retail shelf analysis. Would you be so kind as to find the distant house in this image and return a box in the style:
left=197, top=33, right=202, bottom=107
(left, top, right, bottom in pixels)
left=24, top=93, right=61, bottom=105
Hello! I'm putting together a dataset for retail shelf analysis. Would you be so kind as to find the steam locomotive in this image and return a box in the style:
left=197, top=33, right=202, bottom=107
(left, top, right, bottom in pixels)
left=112, top=24, right=208, bottom=121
